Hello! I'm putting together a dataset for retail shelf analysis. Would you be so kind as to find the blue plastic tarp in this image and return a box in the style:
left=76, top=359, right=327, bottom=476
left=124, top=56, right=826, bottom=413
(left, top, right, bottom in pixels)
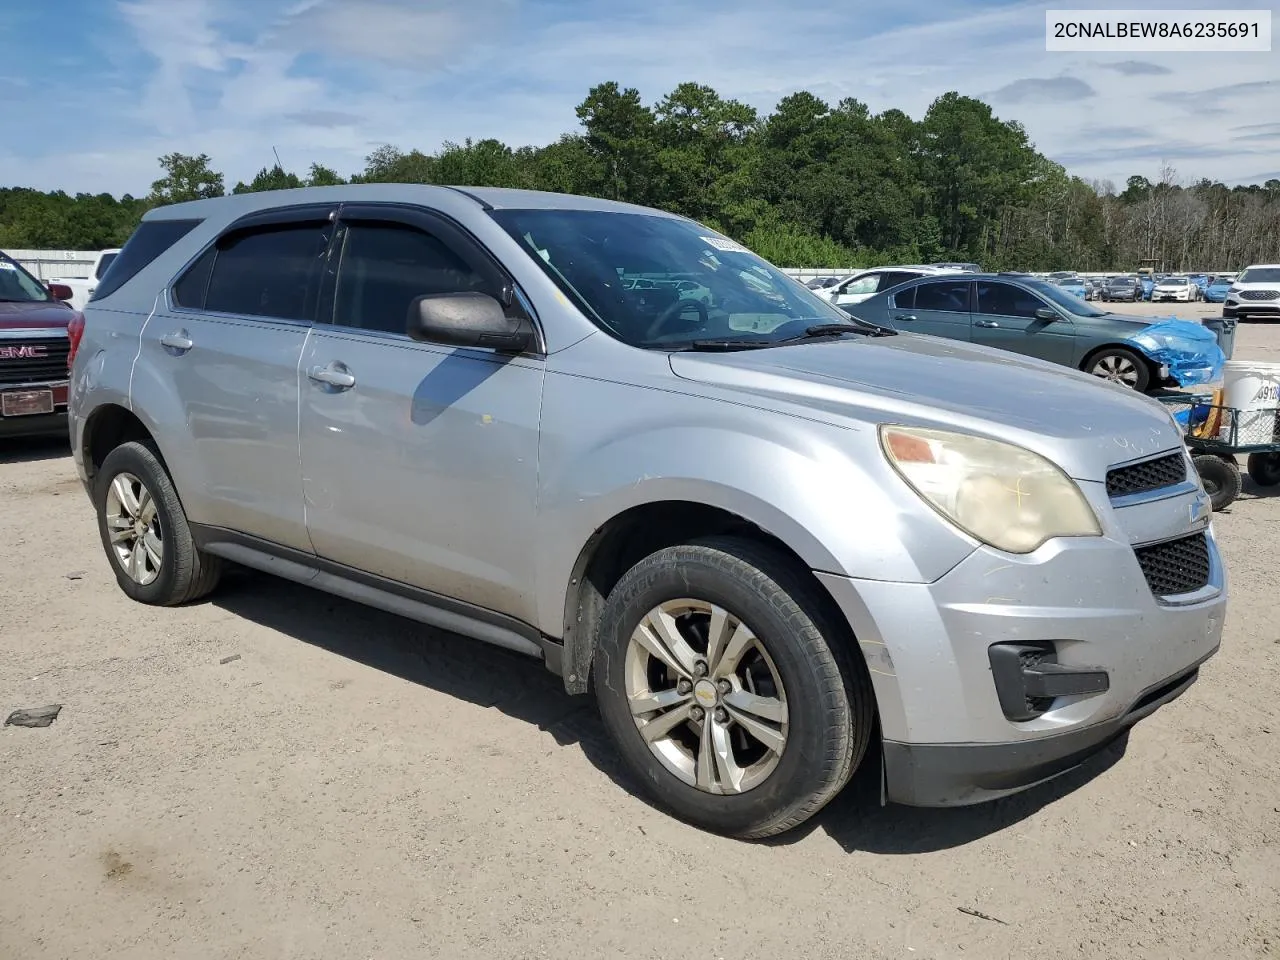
left=1127, top=319, right=1224, bottom=386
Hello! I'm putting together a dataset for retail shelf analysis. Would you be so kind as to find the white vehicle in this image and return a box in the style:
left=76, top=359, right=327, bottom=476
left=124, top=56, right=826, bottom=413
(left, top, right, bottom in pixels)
left=816, top=265, right=958, bottom=308
left=1224, top=264, right=1280, bottom=322
left=1151, top=276, right=1200, bottom=303
left=48, top=248, right=120, bottom=311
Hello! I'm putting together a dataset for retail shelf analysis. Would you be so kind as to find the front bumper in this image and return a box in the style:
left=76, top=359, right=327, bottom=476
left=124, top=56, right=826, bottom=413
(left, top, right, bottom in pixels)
left=0, top=380, right=69, bottom=439
left=0, top=409, right=68, bottom=439
left=882, top=651, right=1210, bottom=805
left=1224, top=302, right=1280, bottom=318
left=817, top=477, right=1226, bottom=806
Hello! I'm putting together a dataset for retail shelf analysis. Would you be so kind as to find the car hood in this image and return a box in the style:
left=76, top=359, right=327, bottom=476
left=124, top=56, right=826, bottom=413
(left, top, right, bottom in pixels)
left=668, top=334, right=1183, bottom=483
left=0, top=300, right=75, bottom=331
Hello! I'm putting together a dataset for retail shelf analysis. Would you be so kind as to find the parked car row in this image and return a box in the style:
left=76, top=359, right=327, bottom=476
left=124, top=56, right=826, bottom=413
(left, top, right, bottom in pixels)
left=52, top=187, right=1225, bottom=839
left=842, top=271, right=1234, bottom=392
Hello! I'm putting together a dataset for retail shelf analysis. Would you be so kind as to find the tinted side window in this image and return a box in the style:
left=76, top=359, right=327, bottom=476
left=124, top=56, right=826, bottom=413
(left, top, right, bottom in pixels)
left=891, top=285, right=916, bottom=309
left=332, top=222, right=496, bottom=335
left=91, top=219, right=202, bottom=302
left=204, top=223, right=329, bottom=321
left=172, top=248, right=215, bottom=308
left=878, top=271, right=919, bottom=291
left=976, top=282, right=1046, bottom=318
left=914, top=280, right=971, bottom=312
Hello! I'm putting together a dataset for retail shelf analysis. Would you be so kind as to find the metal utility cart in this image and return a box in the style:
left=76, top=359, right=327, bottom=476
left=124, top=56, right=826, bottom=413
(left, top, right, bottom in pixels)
left=1154, top=389, right=1280, bottom=510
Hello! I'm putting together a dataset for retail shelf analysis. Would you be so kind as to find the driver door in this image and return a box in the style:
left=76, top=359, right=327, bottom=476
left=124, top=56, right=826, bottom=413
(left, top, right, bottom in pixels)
left=972, top=281, right=1074, bottom=364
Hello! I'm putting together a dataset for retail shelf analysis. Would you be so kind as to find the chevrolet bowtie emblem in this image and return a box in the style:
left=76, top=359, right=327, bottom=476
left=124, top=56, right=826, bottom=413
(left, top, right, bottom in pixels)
left=1190, top=493, right=1212, bottom=525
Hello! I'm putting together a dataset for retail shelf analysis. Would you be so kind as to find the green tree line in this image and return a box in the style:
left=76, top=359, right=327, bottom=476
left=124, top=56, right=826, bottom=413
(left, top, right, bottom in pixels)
left=4, top=82, right=1279, bottom=271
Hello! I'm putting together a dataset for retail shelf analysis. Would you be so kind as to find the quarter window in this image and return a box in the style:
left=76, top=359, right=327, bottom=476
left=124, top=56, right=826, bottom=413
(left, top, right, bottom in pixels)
left=914, top=280, right=971, bottom=313
left=331, top=222, right=496, bottom=335
left=200, top=222, right=330, bottom=321
left=92, top=218, right=202, bottom=302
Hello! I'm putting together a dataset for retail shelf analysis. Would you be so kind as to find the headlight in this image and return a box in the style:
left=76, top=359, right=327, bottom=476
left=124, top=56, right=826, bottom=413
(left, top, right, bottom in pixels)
left=879, top=426, right=1102, bottom=554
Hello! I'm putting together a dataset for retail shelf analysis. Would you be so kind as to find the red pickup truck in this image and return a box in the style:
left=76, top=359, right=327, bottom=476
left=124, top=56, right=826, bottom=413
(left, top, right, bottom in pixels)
left=0, top=250, right=82, bottom=440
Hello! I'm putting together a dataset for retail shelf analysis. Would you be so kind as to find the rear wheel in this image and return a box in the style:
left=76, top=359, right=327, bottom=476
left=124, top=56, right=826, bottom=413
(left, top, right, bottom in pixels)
left=1085, top=347, right=1151, bottom=392
left=94, top=441, right=222, bottom=605
left=1246, top=452, right=1280, bottom=487
left=1193, top=454, right=1242, bottom=511
left=593, top=536, right=875, bottom=839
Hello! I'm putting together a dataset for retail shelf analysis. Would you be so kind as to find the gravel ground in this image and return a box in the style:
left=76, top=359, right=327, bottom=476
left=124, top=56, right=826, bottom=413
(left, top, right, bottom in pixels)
left=3, top=313, right=1279, bottom=960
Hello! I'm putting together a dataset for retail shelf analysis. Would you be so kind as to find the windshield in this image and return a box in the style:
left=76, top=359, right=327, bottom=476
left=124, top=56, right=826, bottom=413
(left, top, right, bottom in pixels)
left=490, top=209, right=858, bottom=348
left=0, top=255, right=52, bottom=303
left=1026, top=278, right=1108, bottom=316
left=1110, top=277, right=1135, bottom=285
left=1239, top=267, right=1280, bottom=284
left=1054, top=277, right=1082, bottom=287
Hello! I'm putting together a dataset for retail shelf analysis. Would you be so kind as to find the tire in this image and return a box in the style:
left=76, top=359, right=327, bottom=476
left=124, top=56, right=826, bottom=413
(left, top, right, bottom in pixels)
left=592, top=536, right=875, bottom=839
left=1084, top=347, right=1151, bottom=392
left=1193, top=454, right=1242, bottom=511
left=94, top=440, right=222, bottom=605
left=1247, top=452, right=1280, bottom=487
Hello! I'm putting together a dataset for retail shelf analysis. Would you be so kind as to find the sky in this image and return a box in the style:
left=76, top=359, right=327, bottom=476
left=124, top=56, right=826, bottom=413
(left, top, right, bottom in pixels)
left=1, top=0, right=1277, bottom=196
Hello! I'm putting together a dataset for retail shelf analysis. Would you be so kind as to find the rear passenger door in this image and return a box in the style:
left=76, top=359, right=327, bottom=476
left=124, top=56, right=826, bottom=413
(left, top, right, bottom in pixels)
left=297, top=204, right=545, bottom=624
left=972, top=281, right=1074, bottom=364
left=140, top=205, right=331, bottom=552
left=891, top=279, right=974, bottom=342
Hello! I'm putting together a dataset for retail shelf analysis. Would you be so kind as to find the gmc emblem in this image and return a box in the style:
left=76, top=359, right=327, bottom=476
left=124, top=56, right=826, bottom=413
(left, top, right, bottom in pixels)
left=0, top=344, right=47, bottom=360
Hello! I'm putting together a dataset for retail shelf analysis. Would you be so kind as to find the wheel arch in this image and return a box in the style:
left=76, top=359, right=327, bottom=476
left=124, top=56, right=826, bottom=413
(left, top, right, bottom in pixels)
left=557, top=498, right=869, bottom=705
left=81, top=403, right=166, bottom=483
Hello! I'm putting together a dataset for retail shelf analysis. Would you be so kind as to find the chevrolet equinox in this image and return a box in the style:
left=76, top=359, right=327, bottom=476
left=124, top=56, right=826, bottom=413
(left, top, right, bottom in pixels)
left=69, top=186, right=1226, bottom=838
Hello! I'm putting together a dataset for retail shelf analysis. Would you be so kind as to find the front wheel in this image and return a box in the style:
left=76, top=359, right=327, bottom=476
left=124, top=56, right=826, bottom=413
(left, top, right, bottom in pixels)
left=1085, top=347, right=1151, bottom=392
left=593, top=537, right=875, bottom=839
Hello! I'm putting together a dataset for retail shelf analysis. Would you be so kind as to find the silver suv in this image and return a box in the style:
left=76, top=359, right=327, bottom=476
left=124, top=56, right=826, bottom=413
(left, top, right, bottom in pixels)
left=69, top=186, right=1226, bottom=838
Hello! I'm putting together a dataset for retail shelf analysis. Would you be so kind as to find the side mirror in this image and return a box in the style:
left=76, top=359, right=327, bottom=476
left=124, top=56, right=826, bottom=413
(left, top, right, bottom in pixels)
left=1034, top=307, right=1058, bottom=321
left=48, top=283, right=74, bottom=301
left=406, top=292, right=533, bottom=353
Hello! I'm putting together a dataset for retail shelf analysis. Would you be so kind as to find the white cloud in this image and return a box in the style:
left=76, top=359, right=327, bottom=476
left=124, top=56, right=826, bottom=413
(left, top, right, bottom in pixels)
left=1, top=0, right=1277, bottom=195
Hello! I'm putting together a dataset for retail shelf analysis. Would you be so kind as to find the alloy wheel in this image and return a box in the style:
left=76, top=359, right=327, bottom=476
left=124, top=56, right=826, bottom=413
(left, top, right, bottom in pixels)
left=625, top=599, right=788, bottom=795
left=104, top=472, right=164, bottom=585
left=1091, top=354, right=1140, bottom=387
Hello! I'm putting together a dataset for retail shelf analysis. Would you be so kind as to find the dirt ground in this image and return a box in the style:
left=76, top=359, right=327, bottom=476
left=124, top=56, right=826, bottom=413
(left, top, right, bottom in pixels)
left=3, top=313, right=1279, bottom=960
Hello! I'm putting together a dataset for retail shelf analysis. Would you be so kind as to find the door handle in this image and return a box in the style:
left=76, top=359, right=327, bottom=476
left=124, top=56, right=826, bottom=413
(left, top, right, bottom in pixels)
left=160, top=331, right=193, bottom=351
left=307, top=364, right=356, bottom=389
left=974, top=319, right=1000, bottom=328
left=893, top=314, right=917, bottom=322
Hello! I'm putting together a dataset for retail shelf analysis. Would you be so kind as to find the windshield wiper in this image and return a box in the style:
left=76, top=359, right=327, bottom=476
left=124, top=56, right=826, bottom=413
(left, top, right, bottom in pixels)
left=775, top=321, right=897, bottom=343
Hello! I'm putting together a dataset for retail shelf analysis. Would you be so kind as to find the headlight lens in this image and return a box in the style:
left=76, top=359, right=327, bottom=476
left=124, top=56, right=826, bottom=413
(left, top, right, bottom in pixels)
left=880, top=426, right=1102, bottom=554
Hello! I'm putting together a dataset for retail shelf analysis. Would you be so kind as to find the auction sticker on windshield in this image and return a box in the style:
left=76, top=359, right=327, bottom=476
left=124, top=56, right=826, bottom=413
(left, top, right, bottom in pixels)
left=700, top=236, right=750, bottom=254
left=1046, top=9, right=1271, bottom=51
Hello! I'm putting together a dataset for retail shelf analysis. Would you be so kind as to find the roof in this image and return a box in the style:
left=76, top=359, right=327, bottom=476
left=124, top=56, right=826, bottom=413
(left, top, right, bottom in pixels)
left=144, top=183, right=680, bottom=222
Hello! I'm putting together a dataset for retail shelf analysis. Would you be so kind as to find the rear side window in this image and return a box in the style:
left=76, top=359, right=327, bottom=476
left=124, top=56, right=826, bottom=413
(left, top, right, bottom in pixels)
left=199, top=222, right=330, bottom=322
left=915, top=280, right=972, bottom=313
left=91, top=219, right=202, bottom=302
left=878, top=271, right=919, bottom=291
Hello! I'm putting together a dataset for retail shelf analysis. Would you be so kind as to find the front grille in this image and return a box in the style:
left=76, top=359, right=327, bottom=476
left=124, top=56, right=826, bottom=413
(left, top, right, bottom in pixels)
left=0, top=337, right=69, bottom=385
left=1134, top=533, right=1211, bottom=597
left=1240, top=289, right=1280, bottom=301
left=1106, top=452, right=1187, bottom=498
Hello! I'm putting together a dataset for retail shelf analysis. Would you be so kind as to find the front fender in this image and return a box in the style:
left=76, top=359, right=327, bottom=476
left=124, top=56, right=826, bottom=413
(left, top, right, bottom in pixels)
left=533, top=374, right=977, bottom=639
